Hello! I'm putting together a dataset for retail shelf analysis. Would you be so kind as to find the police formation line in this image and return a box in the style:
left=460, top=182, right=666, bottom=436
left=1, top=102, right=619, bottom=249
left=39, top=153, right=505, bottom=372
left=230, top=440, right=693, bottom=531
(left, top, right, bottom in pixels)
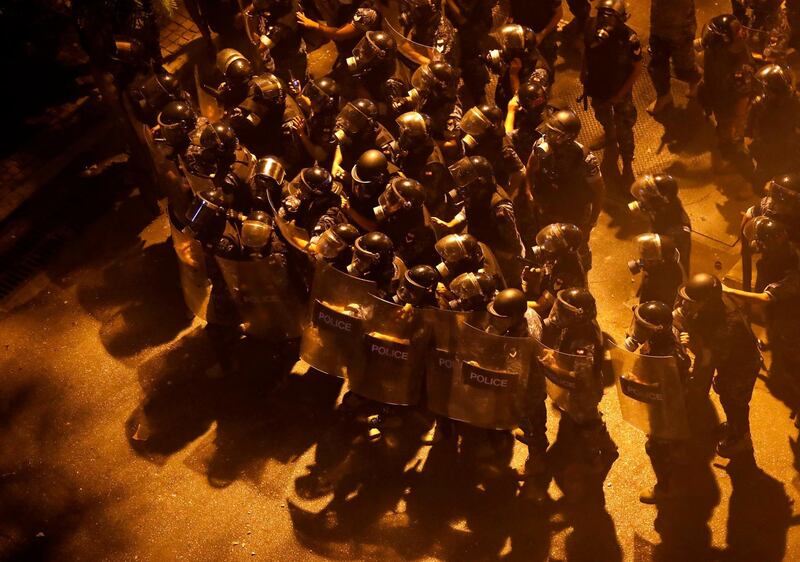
left=106, top=0, right=800, bottom=504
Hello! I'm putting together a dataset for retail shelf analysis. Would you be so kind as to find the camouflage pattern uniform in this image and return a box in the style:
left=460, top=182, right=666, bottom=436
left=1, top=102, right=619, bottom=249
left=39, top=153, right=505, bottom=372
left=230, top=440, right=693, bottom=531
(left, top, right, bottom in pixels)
left=648, top=0, right=702, bottom=97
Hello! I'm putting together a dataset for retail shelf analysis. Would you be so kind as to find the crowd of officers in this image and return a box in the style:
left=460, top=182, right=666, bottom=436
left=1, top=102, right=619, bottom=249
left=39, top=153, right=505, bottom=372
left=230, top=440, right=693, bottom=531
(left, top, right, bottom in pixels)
left=100, top=0, right=800, bottom=507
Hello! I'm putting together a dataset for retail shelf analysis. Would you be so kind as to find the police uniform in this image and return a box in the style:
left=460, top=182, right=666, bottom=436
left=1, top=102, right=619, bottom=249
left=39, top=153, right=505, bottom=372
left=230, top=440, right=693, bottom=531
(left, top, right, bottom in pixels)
left=638, top=260, right=684, bottom=307
left=252, top=6, right=306, bottom=83
left=509, top=0, right=562, bottom=74
left=583, top=19, right=642, bottom=167
left=746, top=91, right=800, bottom=186
left=651, top=203, right=693, bottom=275
left=698, top=41, right=755, bottom=167
left=529, top=137, right=601, bottom=234
left=765, top=266, right=800, bottom=370
left=465, top=135, right=527, bottom=198
left=648, top=0, right=701, bottom=100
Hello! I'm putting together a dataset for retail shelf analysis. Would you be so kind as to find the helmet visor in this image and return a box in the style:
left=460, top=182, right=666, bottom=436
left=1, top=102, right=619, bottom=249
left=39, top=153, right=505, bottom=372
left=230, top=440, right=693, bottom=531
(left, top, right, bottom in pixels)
left=459, top=107, right=492, bottom=138
left=448, top=157, right=478, bottom=188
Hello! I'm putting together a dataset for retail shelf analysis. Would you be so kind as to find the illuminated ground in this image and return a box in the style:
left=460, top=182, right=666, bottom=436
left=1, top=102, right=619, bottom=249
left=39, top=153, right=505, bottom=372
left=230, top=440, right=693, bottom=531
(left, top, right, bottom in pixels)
left=2, top=1, right=800, bottom=560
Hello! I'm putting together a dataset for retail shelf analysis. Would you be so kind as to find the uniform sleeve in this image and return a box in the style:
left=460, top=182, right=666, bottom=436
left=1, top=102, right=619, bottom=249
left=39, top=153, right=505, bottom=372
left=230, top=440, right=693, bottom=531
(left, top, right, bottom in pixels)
left=352, top=7, right=379, bottom=32
left=583, top=151, right=601, bottom=181
left=628, top=32, right=643, bottom=62
left=765, top=271, right=800, bottom=302
left=501, top=139, right=525, bottom=174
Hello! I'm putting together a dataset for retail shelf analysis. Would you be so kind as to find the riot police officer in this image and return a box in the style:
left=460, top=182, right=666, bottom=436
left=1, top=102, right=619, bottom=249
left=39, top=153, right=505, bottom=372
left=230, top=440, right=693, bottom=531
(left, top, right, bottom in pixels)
left=440, top=155, right=526, bottom=287
left=524, top=288, right=616, bottom=500
left=131, top=70, right=188, bottom=125
left=486, top=288, right=540, bottom=338
left=675, top=274, right=761, bottom=457
left=527, top=223, right=588, bottom=316
left=629, top=174, right=692, bottom=274
left=743, top=215, right=799, bottom=292
left=393, top=264, right=440, bottom=308
left=384, top=112, right=451, bottom=207
left=582, top=0, right=642, bottom=184
left=404, top=61, right=463, bottom=145
left=279, top=166, right=344, bottom=241
left=250, top=156, right=286, bottom=213
left=741, top=174, right=800, bottom=291
left=344, top=149, right=394, bottom=233
left=444, top=0, right=494, bottom=106
left=487, top=24, right=545, bottom=112
left=732, top=0, right=790, bottom=60
left=506, top=78, right=550, bottom=163
left=622, top=301, right=692, bottom=503
left=527, top=109, right=606, bottom=270
left=156, top=101, right=198, bottom=157
left=509, top=0, right=563, bottom=80
left=374, top=177, right=439, bottom=267
left=396, top=0, right=460, bottom=69
left=245, top=0, right=306, bottom=83
left=184, top=120, right=256, bottom=213
left=433, top=233, right=498, bottom=286
left=296, top=0, right=381, bottom=63
left=647, top=0, right=701, bottom=114
left=293, top=76, right=342, bottom=167
left=310, top=223, right=361, bottom=270
left=346, top=30, right=399, bottom=103
left=213, top=49, right=255, bottom=110
left=628, top=233, right=686, bottom=306
left=332, top=99, right=395, bottom=183
left=228, top=72, right=303, bottom=162
left=347, top=231, right=405, bottom=296
left=445, top=270, right=498, bottom=312
left=697, top=14, right=756, bottom=179
left=458, top=104, right=527, bottom=198
left=746, top=64, right=800, bottom=187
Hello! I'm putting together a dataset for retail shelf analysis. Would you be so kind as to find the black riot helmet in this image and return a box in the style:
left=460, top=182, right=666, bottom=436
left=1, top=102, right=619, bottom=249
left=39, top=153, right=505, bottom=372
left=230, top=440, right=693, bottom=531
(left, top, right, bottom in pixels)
left=157, top=101, right=197, bottom=147
left=763, top=173, right=800, bottom=216
left=627, top=233, right=678, bottom=275
left=530, top=223, right=584, bottom=263
left=409, top=61, right=460, bottom=102
left=296, top=166, right=334, bottom=198
left=546, top=287, right=597, bottom=329
left=448, top=155, right=495, bottom=190
left=396, top=111, right=431, bottom=150
left=596, top=0, right=630, bottom=21
left=744, top=215, right=789, bottom=253
left=334, top=99, right=378, bottom=142
left=676, top=273, right=723, bottom=321
left=346, top=31, right=397, bottom=74
left=374, top=177, right=425, bottom=221
left=488, top=288, right=528, bottom=319
left=194, top=120, right=239, bottom=162
left=756, top=64, right=795, bottom=97
left=184, top=188, right=229, bottom=244
left=624, top=301, right=674, bottom=351
left=315, top=223, right=360, bottom=261
left=351, top=149, right=389, bottom=199
left=217, top=48, right=254, bottom=85
left=518, top=80, right=548, bottom=114
left=347, top=231, right=395, bottom=277
left=459, top=104, right=504, bottom=149
left=251, top=156, right=285, bottom=208
left=544, top=109, right=581, bottom=146
left=701, top=14, right=743, bottom=49
left=135, top=70, right=185, bottom=117
left=487, top=24, right=537, bottom=66
left=302, top=76, right=341, bottom=111
left=447, top=271, right=497, bottom=311
left=628, top=174, right=679, bottom=214
left=395, top=264, right=439, bottom=306
left=240, top=210, right=275, bottom=255
left=250, top=73, right=286, bottom=105
left=434, top=233, right=484, bottom=278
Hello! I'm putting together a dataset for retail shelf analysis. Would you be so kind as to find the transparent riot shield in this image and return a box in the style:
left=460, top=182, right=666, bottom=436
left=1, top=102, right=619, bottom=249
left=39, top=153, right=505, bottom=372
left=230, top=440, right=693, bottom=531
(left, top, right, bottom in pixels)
left=449, top=322, right=535, bottom=430
left=346, top=294, right=430, bottom=405
left=608, top=342, right=690, bottom=441
left=267, top=190, right=312, bottom=253
left=169, top=211, right=212, bottom=320
left=144, top=125, right=190, bottom=215
left=423, top=308, right=485, bottom=417
left=536, top=342, right=599, bottom=423
left=178, top=155, right=216, bottom=195
left=214, top=254, right=306, bottom=339
left=299, top=260, right=377, bottom=377
left=384, top=11, right=435, bottom=66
